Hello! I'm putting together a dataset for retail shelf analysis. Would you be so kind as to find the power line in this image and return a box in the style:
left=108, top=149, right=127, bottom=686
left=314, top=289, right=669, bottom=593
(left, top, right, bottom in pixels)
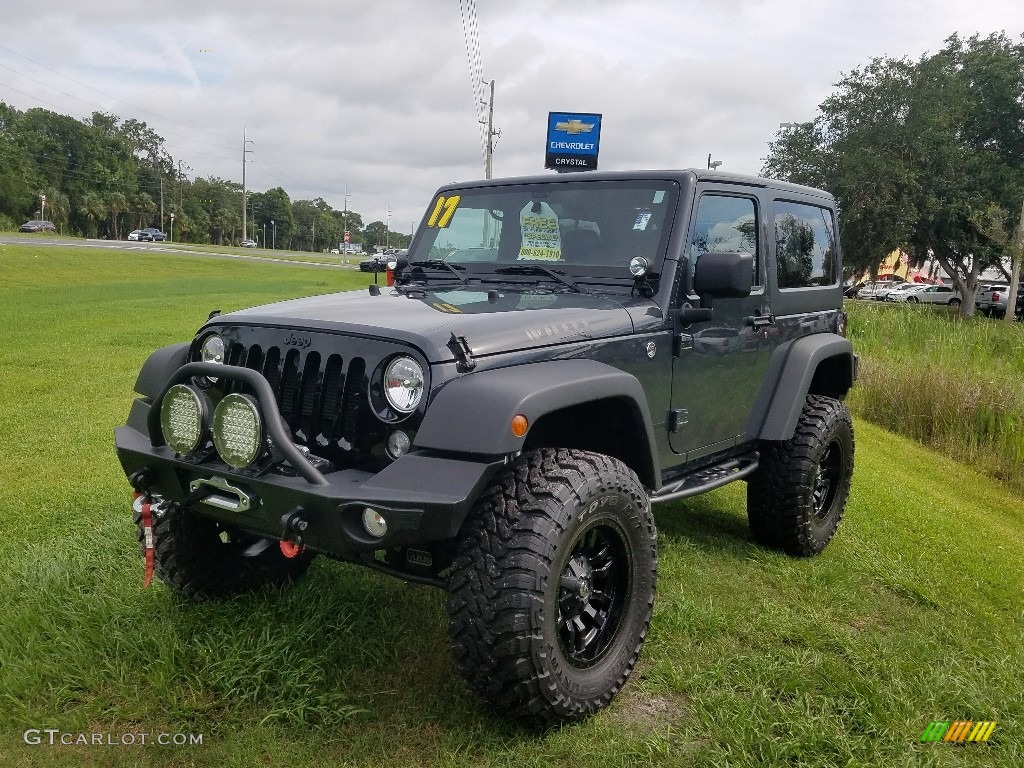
left=0, top=43, right=237, bottom=144
left=0, top=59, right=237, bottom=154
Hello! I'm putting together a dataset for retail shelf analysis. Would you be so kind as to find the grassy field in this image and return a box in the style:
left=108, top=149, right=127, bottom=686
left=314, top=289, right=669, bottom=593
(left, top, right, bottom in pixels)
left=1, top=245, right=1021, bottom=767
left=845, top=301, right=1024, bottom=492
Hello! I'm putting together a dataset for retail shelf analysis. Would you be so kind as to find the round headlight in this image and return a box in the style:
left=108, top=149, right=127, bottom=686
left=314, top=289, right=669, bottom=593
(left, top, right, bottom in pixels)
left=199, top=334, right=225, bottom=383
left=201, top=334, right=225, bottom=364
left=212, top=394, right=264, bottom=469
left=383, top=356, right=424, bottom=413
left=160, top=384, right=209, bottom=455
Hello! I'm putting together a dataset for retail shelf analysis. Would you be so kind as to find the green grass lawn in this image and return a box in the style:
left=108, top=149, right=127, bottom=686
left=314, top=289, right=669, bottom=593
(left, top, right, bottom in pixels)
left=1, top=245, right=1020, bottom=767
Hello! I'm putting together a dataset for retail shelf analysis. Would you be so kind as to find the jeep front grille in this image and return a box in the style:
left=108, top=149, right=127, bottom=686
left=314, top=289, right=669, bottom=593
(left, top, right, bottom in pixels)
left=220, top=340, right=375, bottom=466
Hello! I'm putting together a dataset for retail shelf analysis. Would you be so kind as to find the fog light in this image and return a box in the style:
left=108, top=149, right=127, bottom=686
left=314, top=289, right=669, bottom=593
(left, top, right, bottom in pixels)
left=212, top=393, right=264, bottom=469
left=160, top=384, right=209, bottom=455
left=386, top=430, right=411, bottom=459
left=362, top=507, right=388, bottom=538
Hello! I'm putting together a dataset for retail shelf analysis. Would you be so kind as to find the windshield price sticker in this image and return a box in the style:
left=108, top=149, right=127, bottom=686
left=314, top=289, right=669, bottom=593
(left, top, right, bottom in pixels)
left=518, top=202, right=562, bottom=260
left=426, top=195, right=461, bottom=228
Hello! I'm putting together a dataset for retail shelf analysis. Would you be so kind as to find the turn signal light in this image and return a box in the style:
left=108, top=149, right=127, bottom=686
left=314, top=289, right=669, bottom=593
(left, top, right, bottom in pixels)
left=511, top=414, right=529, bottom=437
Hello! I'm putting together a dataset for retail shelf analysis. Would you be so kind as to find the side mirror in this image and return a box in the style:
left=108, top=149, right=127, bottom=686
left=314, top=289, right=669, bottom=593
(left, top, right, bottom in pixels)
left=678, top=252, right=754, bottom=327
left=693, top=251, right=753, bottom=307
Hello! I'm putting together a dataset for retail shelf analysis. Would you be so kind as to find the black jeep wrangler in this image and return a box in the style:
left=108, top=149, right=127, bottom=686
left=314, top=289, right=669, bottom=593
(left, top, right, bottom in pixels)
left=115, top=170, right=856, bottom=727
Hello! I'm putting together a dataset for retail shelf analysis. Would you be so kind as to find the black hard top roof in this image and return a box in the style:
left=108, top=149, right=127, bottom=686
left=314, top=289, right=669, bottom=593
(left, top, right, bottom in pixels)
left=441, top=169, right=834, bottom=202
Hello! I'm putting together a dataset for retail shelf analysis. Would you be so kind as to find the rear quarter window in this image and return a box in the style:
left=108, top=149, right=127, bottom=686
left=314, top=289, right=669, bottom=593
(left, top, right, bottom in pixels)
left=774, top=201, right=838, bottom=289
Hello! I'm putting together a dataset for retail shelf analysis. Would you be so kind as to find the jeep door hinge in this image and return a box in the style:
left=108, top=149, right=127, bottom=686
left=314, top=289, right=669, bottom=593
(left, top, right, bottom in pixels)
left=668, top=409, right=689, bottom=432
left=673, top=333, right=694, bottom=356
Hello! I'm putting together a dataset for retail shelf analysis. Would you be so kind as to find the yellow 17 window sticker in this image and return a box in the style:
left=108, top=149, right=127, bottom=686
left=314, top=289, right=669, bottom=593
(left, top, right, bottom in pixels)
left=426, top=195, right=461, bottom=228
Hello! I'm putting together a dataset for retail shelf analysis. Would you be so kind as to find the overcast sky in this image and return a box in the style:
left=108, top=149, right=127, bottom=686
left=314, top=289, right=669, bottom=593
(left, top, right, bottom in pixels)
left=2, top=0, right=1022, bottom=234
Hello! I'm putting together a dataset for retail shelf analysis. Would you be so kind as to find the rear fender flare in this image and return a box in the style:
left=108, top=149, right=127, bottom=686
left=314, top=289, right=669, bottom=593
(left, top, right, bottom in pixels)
left=756, top=334, right=856, bottom=441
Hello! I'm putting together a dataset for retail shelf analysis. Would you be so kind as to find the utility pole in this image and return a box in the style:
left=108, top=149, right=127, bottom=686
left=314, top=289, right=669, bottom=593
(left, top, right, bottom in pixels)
left=177, top=160, right=190, bottom=209
left=242, top=127, right=254, bottom=241
left=481, top=79, right=499, bottom=179
left=342, top=187, right=351, bottom=255
left=386, top=203, right=391, bottom=249
left=160, top=178, right=164, bottom=231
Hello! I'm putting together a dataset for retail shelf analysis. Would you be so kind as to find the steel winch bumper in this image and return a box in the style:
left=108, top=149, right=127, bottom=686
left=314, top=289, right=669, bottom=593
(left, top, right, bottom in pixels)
left=114, top=362, right=505, bottom=558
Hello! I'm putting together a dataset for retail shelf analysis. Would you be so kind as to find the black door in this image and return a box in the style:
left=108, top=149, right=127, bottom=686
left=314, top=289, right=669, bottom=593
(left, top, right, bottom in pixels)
left=669, top=189, right=775, bottom=459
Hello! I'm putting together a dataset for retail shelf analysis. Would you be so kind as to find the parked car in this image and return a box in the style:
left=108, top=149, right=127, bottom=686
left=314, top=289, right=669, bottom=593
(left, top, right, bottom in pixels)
left=906, top=284, right=961, bottom=306
left=873, top=281, right=909, bottom=301
left=885, top=283, right=929, bottom=302
left=359, top=255, right=387, bottom=272
left=142, top=228, right=167, bottom=241
left=857, top=280, right=900, bottom=300
left=128, top=230, right=154, bottom=241
left=976, top=283, right=1023, bottom=318
left=843, top=280, right=866, bottom=298
left=240, top=239, right=257, bottom=248
left=19, top=220, right=57, bottom=233
left=115, top=168, right=856, bottom=727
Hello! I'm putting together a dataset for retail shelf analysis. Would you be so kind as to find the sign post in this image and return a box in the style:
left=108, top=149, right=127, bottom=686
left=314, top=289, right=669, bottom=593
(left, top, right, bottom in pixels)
left=544, top=112, right=602, bottom=172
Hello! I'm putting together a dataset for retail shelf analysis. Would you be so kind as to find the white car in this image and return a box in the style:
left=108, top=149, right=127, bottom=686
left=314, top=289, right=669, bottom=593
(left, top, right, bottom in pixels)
left=886, top=283, right=928, bottom=302
left=906, top=284, right=962, bottom=306
left=127, top=230, right=153, bottom=242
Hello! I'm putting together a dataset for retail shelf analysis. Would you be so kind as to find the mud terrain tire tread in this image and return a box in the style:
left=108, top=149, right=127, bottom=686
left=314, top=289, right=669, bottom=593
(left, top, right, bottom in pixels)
left=447, top=448, right=657, bottom=728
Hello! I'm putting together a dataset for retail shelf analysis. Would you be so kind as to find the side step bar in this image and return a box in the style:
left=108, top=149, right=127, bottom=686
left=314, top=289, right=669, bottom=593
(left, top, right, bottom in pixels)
left=650, top=452, right=759, bottom=504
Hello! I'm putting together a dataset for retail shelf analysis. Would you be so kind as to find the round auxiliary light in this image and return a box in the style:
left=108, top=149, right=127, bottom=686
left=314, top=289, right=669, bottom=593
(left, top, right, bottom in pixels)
left=362, top=508, right=388, bottom=538
left=212, top=393, right=264, bottom=469
left=199, top=333, right=225, bottom=383
left=629, top=256, right=650, bottom=277
left=383, top=356, right=424, bottom=414
left=160, top=384, right=208, bottom=456
left=386, top=430, right=411, bottom=460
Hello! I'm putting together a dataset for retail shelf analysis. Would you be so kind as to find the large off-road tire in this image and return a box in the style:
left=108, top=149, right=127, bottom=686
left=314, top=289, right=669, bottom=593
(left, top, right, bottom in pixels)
left=134, top=502, right=314, bottom=600
left=747, top=395, right=854, bottom=556
left=447, top=448, right=657, bottom=728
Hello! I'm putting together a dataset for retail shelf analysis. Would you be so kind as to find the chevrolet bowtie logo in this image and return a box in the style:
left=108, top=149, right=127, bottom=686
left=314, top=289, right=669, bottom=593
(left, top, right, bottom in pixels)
left=554, top=119, right=595, bottom=135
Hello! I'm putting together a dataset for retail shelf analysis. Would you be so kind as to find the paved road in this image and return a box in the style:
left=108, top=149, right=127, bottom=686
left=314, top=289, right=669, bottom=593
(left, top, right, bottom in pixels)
left=0, top=235, right=354, bottom=270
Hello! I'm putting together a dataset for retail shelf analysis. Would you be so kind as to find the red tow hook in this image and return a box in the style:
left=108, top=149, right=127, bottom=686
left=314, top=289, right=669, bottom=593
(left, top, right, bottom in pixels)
left=279, top=540, right=305, bottom=559
left=132, top=492, right=156, bottom=588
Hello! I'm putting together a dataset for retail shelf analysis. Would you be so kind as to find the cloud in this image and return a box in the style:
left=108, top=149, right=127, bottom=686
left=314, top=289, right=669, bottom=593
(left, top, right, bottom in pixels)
left=1, top=0, right=1021, bottom=230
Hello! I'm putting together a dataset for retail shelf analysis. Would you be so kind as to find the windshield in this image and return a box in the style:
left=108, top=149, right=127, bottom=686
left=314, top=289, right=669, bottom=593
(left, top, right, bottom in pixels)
left=410, top=179, right=679, bottom=275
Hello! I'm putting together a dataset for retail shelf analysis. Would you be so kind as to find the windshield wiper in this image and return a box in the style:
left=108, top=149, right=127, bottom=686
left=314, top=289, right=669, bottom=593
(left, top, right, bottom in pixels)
left=408, top=259, right=468, bottom=283
left=491, top=264, right=586, bottom=293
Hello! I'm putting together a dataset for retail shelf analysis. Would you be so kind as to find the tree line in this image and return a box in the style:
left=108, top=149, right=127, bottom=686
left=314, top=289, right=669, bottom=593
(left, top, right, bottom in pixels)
left=762, top=32, right=1024, bottom=317
left=0, top=102, right=409, bottom=252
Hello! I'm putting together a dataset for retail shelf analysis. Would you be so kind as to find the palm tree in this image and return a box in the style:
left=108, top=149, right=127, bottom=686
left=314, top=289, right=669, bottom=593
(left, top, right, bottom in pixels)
left=79, top=192, right=106, bottom=238
left=134, top=192, right=156, bottom=230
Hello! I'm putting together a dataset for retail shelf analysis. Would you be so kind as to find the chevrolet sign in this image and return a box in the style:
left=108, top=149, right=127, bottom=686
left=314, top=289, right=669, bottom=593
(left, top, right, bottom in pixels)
left=545, top=111, right=602, bottom=172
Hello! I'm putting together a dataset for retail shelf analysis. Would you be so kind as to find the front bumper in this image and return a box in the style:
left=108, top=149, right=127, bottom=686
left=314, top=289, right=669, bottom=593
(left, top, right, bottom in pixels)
left=114, top=361, right=505, bottom=558
left=116, top=423, right=503, bottom=556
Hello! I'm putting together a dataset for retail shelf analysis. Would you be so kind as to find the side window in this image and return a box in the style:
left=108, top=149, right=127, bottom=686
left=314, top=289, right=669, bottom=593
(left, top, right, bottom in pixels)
left=774, top=201, right=837, bottom=288
left=689, top=195, right=759, bottom=286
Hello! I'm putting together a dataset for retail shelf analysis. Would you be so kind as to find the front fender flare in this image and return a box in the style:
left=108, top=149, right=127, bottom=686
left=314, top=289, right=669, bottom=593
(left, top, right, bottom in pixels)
left=414, top=360, right=659, bottom=484
left=133, top=342, right=190, bottom=398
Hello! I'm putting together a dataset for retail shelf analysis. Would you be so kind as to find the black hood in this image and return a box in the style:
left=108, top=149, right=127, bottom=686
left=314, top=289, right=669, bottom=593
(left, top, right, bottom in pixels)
left=212, top=286, right=660, bottom=363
